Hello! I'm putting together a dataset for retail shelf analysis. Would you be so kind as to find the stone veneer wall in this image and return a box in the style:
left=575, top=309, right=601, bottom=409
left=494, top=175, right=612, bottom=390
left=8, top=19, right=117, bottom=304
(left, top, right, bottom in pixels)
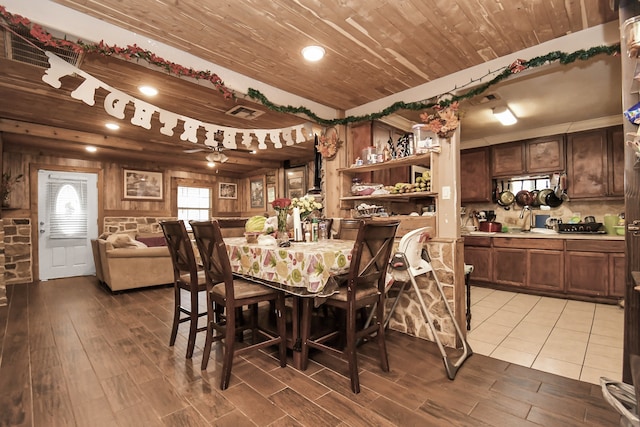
left=4, top=218, right=32, bottom=286
left=387, top=238, right=459, bottom=348
left=0, top=220, right=5, bottom=305
left=102, top=216, right=176, bottom=235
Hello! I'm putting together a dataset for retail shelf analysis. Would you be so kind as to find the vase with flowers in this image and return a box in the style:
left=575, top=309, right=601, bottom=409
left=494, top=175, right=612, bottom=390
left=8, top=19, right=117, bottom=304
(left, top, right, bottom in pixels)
left=271, top=197, right=291, bottom=244
left=291, top=195, right=322, bottom=222
left=1, top=172, right=23, bottom=208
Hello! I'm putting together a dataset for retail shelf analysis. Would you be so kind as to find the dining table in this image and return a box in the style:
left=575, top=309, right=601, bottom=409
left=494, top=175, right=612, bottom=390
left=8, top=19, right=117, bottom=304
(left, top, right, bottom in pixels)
left=224, top=236, right=355, bottom=368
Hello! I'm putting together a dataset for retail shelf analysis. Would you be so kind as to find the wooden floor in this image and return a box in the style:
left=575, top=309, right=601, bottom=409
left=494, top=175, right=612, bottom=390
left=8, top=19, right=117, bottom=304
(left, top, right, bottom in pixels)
left=0, top=276, right=623, bottom=427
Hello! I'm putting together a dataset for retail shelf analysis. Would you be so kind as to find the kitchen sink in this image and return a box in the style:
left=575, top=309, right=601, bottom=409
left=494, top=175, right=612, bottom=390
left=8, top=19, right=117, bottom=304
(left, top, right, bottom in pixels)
left=529, top=228, right=558, bottom=234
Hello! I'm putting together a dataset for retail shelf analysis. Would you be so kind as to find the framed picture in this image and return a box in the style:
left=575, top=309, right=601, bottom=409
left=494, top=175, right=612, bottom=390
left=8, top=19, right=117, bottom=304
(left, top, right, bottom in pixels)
left=285, top=165, right=307, bottom=199
left=219, top=182, right=237, bottom=199
left=410, top=165, right=430, bottom=184
left=250, top=177, right=265, bottom=209
left=267, top=185, right=276, bottom=203
left=123, top=169, right=163, bottom=200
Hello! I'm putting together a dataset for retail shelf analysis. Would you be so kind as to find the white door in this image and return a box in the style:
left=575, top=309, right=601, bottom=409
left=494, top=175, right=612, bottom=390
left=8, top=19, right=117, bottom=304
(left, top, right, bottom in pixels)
left=38, top=170, right=98, bottom=281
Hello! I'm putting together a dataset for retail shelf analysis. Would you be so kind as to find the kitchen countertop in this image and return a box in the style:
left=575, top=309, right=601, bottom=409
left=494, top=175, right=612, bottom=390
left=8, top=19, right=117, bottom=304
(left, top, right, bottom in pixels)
left=463, top=230, right=625, bottom=240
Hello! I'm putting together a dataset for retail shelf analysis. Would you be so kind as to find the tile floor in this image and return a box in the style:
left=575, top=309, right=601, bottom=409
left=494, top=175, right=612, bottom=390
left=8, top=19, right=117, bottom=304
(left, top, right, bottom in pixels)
left=466, top=286, right=624, bottom=385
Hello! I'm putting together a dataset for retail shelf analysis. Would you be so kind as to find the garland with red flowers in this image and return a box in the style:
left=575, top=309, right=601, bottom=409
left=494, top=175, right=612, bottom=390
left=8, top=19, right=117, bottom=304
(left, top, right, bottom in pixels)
left=0, top=5, right=234, bottom=99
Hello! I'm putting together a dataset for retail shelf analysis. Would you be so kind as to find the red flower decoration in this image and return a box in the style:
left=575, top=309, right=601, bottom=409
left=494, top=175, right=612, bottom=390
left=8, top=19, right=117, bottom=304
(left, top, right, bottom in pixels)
left=271, top=198, right=291, bottom=211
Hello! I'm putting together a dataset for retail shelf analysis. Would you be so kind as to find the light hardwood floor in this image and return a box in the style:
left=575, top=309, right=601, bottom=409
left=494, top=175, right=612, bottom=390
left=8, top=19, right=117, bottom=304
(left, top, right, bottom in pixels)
left=0, top=277, right=622, bottom=426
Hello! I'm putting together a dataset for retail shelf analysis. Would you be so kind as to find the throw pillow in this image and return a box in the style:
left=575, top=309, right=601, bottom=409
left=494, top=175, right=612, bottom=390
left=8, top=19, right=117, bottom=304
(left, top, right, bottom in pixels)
left=136, top=235, right=167, bottom=247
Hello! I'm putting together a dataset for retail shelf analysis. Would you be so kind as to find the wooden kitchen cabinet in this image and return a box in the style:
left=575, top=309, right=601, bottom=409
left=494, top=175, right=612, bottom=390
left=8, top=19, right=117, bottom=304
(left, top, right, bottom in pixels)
left=491, top=142, right=525, bottom=177
left=491, top=135, right=564, bottom=177
left=492, top=237, right=563, bottom=291
left=608, top=126, right=625, bottom=197
left=610, top=253, right=626, bottom=298
left=463, top=236, right=492, bottom=283
left=566, top=126, right=623, bottom=199
left=528, top=248, right=564, bottom=292
left=461, top=147, right=491, bottom=203
left=525, top=135, right=565, bottom=174
left=565, top=240, right=625, bottom=298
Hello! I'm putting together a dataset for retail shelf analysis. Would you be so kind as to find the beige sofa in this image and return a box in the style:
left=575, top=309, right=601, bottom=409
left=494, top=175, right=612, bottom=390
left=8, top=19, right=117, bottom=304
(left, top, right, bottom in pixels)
left=93, top=233, right=174, bottom=292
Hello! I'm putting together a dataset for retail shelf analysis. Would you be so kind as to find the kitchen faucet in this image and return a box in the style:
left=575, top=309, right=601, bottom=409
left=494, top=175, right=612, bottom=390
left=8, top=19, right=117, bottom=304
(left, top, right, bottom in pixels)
left=520, top=206, right=533, bottom=230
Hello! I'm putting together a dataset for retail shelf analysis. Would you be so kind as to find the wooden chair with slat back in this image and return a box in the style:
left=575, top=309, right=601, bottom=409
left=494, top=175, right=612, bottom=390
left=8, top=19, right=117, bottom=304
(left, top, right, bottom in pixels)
left=335, top=218, right=363, bottom=240
left=190, top=220, right=287, bottom=390
left=160, top=220, right=208, bottom=359
left=300, top=219, right=400, bottom=393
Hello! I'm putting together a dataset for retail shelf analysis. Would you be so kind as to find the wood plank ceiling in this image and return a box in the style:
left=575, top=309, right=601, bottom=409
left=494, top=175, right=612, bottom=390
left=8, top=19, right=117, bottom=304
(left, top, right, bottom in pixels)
left=0, top=1, right=620, bottom=176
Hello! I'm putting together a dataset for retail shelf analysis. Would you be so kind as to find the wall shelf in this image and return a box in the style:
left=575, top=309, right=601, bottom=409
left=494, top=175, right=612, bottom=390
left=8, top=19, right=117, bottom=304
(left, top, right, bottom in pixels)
left=340, top=192, right=437, bottom=202
left=337, top=153, right=432, bottom=174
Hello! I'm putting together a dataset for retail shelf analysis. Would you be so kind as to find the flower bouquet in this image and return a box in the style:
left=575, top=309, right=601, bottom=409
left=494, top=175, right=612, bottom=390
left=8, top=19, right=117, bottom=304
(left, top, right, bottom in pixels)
left=419, top=101, right=460, bottom=139
left=291, top=195, right=322, bottom=221
left=271, top=198, right=292, bottom=236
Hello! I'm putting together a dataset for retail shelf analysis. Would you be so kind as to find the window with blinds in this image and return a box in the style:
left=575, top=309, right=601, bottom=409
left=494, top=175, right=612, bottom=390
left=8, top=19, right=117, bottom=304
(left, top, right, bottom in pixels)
left=47, top=178, right=88, bottom=239
left=177, top=186, right=211, bottom=229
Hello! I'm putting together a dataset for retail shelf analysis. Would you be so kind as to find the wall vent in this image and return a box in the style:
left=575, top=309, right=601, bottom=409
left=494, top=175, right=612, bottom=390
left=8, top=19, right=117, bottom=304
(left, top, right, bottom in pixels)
left=6, top=25, right=81, bottom=67
left=225, top=105, right=265, bottom=120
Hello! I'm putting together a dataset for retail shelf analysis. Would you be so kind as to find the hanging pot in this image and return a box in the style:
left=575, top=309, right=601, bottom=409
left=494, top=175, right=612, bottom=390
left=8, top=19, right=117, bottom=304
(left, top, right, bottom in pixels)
left=531, top=190, right=540, bottom=207
left=545, top=190, right=563, bottom=208
left=515, top=190, right=534, bottom=207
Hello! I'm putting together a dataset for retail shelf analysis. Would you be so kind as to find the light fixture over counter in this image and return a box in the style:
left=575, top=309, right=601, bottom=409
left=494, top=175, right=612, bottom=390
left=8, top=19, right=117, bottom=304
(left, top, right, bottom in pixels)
left=493, top=106, right=517, bottom=126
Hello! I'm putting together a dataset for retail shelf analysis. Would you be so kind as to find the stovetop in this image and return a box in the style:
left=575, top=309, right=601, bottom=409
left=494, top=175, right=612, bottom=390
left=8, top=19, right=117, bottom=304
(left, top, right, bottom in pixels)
left=557, top=223, right=605, bottom=233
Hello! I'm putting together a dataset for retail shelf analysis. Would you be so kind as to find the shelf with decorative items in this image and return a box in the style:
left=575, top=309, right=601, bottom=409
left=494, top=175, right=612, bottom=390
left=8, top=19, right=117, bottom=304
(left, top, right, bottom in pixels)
left=338, top=151, right=437, bottom=217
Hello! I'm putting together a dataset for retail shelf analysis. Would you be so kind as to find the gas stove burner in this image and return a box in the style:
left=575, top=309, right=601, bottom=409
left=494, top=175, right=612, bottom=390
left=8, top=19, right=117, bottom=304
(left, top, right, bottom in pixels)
left=558, top=223, right=605, bottom=233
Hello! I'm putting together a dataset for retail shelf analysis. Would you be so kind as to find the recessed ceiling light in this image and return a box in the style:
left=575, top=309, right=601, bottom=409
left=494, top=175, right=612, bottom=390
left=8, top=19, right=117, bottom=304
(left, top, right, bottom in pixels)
left=301, top=45, right=325, bottom=62
left=85, top=146, right=97, bottom=153
left=105, top=123, right=120, bottom=130
left=139, top=85, right=158, bottom=96
left=207, top=161, right=215, bottom=168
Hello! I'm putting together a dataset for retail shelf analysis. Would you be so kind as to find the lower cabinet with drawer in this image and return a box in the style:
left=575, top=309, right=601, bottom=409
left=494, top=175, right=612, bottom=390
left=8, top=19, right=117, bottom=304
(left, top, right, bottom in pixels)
left=463, top=236, right=624, bottom=302
left=565, top=240, right=625, bottom=298
left=493, top=238, right=564, bottom=292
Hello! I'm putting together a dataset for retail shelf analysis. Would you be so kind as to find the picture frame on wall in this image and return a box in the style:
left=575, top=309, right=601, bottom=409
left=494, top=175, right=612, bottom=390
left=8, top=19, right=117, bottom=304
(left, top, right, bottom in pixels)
left=250, top=177, right=265, bottom=209
left=267, top=185, right=276, bottom=203
left=285, top=165, right=307, bottom=199
left=219, top=182, right=238, bottom=199
left=123, top=169, right=163, bottom=200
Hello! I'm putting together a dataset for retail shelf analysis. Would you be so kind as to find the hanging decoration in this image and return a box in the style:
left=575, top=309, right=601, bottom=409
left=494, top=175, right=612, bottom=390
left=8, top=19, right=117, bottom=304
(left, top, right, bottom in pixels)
left=317, top=127, right=342, bottom=159
left=246, top=44, right=620, bottom=126
left=0, top=6, right=233, bottom=99
left=41, top=51, right=310, bottom=150
left=419, top=101, right=460, bottom=139
left=0, top=6, right=622, bottom=129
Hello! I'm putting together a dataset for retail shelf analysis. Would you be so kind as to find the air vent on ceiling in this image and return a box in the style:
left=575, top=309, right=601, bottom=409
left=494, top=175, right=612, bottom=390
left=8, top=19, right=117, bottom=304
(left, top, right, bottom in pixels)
left=6, top=25, right=81, bottom=67
left=465, top=92, right=501, bottom=106
left=225, top=105, right=265, bottom=120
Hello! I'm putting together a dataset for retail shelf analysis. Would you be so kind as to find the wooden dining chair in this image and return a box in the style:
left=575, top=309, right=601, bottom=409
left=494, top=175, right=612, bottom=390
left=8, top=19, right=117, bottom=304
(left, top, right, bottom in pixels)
left=190, top=220, right=286, bottom=390
left=160, top=220, right=208, bottom=359
left=335, top=218, right=363, bottom=240
left=300, top=219, right=400, bottom=393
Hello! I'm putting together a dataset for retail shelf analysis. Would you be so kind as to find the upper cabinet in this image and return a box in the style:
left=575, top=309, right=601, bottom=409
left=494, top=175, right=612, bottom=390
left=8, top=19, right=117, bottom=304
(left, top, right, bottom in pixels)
left=491, top=135, right=565, bottom=177
left=566, top=126, right=623, bottom=199
left=461, top=147, right=491, bottom=203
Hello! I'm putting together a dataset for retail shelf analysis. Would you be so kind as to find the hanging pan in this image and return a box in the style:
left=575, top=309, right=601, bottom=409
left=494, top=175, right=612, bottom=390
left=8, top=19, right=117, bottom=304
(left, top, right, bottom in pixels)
left=497, top=181, right=515, bottom=209
left=545, top=190, right=563, bottom=208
